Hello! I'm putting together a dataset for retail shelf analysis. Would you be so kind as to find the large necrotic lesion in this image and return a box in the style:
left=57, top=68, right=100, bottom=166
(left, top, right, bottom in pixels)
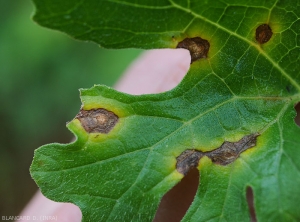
left=176, top=133, right=259, bottom=175
left=76, top=108, right=119, bottom=133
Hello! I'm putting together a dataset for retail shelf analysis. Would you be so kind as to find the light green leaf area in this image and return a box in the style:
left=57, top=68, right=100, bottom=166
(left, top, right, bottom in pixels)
left=30, top=0, right=300, bottom=221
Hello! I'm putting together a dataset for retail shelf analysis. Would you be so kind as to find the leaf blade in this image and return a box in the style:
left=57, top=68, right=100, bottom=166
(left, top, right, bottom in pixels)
left=30, top=0, right=300, bottom=221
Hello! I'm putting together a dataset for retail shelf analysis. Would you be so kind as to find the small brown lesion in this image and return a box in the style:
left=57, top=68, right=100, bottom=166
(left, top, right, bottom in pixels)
left=256, top=24, right=273, bottom=44
left=176, top=37, right=210, bottom=63
left=176, top=133, right=259, bottom=175
left=76, top=108, right=118, bottom=133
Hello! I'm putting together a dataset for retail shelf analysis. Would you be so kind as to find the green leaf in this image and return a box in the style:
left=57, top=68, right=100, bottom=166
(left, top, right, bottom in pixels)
left=30, top=0, right=300, bottom=221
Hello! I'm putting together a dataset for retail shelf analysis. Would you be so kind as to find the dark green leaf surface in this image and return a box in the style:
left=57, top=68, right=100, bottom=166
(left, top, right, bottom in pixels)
left=31, top=0, right=300, bottom=221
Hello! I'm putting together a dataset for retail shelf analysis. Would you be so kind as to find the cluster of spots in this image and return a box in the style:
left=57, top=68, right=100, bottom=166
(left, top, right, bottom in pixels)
left=176, top=133, right=259, bottom=175
left=76, top=108, right=119, bottom=133
left=175, top=23, right=272, bottom=63
left=256, top=24, right=273, bottom=44
left=176, top=37, right=210, bottom=63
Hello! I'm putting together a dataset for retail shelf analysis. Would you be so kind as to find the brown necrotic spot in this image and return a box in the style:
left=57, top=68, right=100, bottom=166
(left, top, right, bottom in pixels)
left=176, top=133, right=259, bottom=174
left=205, top=133, right=259, bottom=165
left=176, top=37, right=210, bottom=63
left=76, top=108, right=118, bottom=133
left=256, top=24, right=273, bottom=44
left=176, top=150, right=203, bottom=176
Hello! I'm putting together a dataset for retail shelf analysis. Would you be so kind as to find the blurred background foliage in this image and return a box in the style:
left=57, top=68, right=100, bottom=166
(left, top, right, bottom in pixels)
left=0, top=0, right=142, bottom=216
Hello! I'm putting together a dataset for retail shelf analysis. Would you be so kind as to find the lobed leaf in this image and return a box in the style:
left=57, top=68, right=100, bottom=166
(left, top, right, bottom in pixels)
left=31, top=0, right=300, bottom=221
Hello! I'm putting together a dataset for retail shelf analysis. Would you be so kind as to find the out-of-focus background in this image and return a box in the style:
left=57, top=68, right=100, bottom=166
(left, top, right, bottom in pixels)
left=0, top=1, right=141, bottom=216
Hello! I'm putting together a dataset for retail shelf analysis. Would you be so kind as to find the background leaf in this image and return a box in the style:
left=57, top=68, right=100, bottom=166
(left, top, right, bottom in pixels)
left=31, top=0, right=300, bottom=221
